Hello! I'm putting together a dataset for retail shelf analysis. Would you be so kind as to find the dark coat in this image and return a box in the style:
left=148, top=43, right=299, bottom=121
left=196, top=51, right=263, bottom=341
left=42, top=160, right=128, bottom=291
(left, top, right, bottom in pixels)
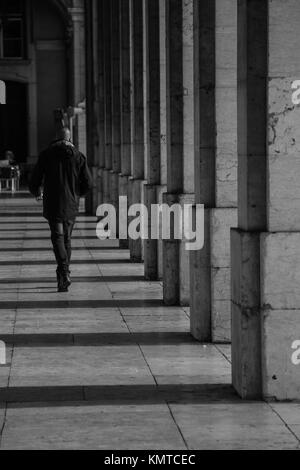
left=29, top=140, right=92, bottom=221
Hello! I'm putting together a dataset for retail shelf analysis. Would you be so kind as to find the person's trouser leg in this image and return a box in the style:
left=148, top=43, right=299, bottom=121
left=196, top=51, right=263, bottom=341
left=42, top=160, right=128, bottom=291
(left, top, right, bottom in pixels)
left=49, top=221, right=69, bottom=273
left=64, top=220, right=75, bottom=269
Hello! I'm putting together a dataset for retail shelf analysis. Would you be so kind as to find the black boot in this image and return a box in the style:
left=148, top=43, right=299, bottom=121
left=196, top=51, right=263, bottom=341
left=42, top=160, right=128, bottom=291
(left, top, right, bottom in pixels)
left=66, top=267, right=72, bottom=287
left=56, top=268, right=70, bottom=293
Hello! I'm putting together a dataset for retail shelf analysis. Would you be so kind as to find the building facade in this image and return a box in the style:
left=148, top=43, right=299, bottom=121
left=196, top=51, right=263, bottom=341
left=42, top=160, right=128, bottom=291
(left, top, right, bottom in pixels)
left=0, top=0, right=85, bottom=174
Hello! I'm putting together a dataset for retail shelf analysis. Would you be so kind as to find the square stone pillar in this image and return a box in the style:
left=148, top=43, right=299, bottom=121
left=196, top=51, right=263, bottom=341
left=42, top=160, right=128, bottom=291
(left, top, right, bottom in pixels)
left=261, top=0, right=300, bottom=400
left=179, top=0, right=195, bottom=306
left=110, top=0, right=121, bottom=226
left=103, top=0, right=113, bottom=203
left=157, top=0, right=168, bottom=280
left=232, top=0, right=300, bottom=401
left=190, top=0, right=238, bottom=340
left=111, top=0, right=122, bottom=179
left=128, top=0, right=145, bottom=262
left=84, top=0, right=98, bottom=214
left=210, top=0, right=238, bottom=342
left=190, top=0, right=215, bottom=339
left=119, top=0, right=132, bottom=249
left=231, top=0, right=268, bottom=400
left=143, top=0, right=161, bottom=280
left=163, top=0, right=184, bottom=305
left=96, top=0, right=106, bottom=206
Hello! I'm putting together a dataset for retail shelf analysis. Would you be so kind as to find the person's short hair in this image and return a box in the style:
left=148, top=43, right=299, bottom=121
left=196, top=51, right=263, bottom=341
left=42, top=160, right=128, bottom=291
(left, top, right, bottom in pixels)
left=55, top=127, right=71, bottom=141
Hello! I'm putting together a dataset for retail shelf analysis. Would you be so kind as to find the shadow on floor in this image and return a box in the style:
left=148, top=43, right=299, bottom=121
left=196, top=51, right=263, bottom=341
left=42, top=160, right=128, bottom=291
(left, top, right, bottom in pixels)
left=0, top=384, right=240, bottom=406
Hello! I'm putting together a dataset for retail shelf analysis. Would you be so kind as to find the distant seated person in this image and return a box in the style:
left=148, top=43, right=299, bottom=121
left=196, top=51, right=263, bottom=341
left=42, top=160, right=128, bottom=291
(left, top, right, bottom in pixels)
left=4, top=150, right=17, bottom=166
left=0, top=150, right=20, bottom=191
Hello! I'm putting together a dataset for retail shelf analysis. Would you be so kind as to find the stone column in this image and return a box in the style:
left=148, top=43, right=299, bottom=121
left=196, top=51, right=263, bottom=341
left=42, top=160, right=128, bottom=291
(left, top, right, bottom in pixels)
left=263, top=1, right=300, bottom=400
left=68, top=4, right=86, bottom=106
left=129, top=0, right=145, bottom=262
left=210, top=0, right=238, bottom=343
left=157, top=0, right=168, bottom=279
left=232, top=0, right=300, bottom=401
left=103, top=0, right=113, bottom=205
left=110, top=0, right=121, bottom=220
left=143, top=0, right=161, bottom=280
left=190, top=0, right=215, bottom=335
left=84, top=0, right=97, bottom=214
left=97, top=0, right=106, bottom=207
left=163, top=0, right=184, bottom=305
left=179, top=0, right=195, bottom=306
left=231, top=0, right=267, bottom=399
left=119, top=0, right=132, bottom=248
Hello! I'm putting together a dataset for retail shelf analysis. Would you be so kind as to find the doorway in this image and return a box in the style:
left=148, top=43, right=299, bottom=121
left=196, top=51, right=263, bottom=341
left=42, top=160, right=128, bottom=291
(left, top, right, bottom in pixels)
left=0, top=80, right=28, bottom=163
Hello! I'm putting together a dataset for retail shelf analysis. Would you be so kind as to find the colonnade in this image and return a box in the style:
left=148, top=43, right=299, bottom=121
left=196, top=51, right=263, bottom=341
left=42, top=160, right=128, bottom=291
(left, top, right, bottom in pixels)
left=84, top=0, right=300, bottom=401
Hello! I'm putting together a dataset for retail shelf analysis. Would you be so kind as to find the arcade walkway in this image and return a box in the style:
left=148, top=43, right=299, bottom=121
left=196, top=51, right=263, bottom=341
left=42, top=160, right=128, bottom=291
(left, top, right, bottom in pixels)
left=0, top=194, right=299, bottom=450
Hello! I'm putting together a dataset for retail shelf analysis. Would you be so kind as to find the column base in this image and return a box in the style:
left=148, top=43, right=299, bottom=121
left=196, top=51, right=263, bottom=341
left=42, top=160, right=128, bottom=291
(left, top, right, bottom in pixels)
left=260, top=232, right=300, bottom=401
left=211, top=208, right=237, bottom=343
left=118, top=174, right=130, bottom=249
left=144, top=184, right=158, bottom=280
left=103, top=169, right=111, bottom=204
left=231, top=229, right=262, bottom=400
left=190, top=208, right=211, bottom=342
left=162, top=193, right=180, bottom=306
left=178, top=194, right=195, bottom=306
left=128, top=178, right=146, bottom=263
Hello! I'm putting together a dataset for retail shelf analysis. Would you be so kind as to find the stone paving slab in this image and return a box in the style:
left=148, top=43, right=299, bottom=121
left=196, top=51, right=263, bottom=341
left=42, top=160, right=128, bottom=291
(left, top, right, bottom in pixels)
left=1, top=404, right=186, bottom=450
left=124, top=314, right=190, bottom=333
left=0, top=310, right=16, bottom=335
left=141, top=344, right=232, bottom=385
left=170, top=404, right=300, bottom=450
left=9, top=346, right=156, bottom=387
left=13, top=308, right=125, bottom=334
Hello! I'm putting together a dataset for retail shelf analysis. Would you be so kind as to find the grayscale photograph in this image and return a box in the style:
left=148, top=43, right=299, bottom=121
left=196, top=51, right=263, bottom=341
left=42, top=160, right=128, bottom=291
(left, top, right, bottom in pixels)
left=0, top=0, right=299, bottom=454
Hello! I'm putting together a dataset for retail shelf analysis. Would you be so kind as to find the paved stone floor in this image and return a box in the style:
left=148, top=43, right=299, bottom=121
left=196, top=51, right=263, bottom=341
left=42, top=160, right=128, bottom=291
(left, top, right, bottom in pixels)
left=0, top=193, right=299, bottom=449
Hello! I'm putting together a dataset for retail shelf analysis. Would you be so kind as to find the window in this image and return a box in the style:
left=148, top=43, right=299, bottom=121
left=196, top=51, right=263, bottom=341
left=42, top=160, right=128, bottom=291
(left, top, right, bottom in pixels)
left=0, top=0, right=25, bottom=59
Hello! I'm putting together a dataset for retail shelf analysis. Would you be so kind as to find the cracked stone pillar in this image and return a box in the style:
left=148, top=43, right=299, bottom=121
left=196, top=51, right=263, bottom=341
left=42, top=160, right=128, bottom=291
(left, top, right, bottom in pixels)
left=143, top=0, right=161, bottom=280
left=163, top=0, right=184, bottom=305
left=129, top=0, right=145, bottom=262
left=103, top=0, right=112, bottom=205
left=210, top=0, right=238, bottom=342
left=232, top=0, right=300, bottom=401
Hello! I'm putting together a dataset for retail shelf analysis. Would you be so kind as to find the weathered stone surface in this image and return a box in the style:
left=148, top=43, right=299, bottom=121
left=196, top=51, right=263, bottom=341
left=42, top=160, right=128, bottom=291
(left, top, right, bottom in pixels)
left=211, top=269, right=231, bottom=343
left=190, top=209, right=211, bottom=341
left=211, top=208, right=237, bottom=268
left=261, top=233, right=300, bottom=310
left=231, top=229, right=262, bottom=399
left=210, top=209, right=237, bottom=342
left=182, top=0, right=195, bottom=195
left=268, top=78, right=300, bottom=231
left=262, top=309, right=300, bottom=401
left=269, top=0, right=300, bottom=76
left=215, top=0, right=237, bottom=208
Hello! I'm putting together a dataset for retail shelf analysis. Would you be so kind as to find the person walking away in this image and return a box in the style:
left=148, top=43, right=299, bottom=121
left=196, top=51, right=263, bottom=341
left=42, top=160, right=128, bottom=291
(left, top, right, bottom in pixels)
left=29, top=128, right=92, bottom=292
